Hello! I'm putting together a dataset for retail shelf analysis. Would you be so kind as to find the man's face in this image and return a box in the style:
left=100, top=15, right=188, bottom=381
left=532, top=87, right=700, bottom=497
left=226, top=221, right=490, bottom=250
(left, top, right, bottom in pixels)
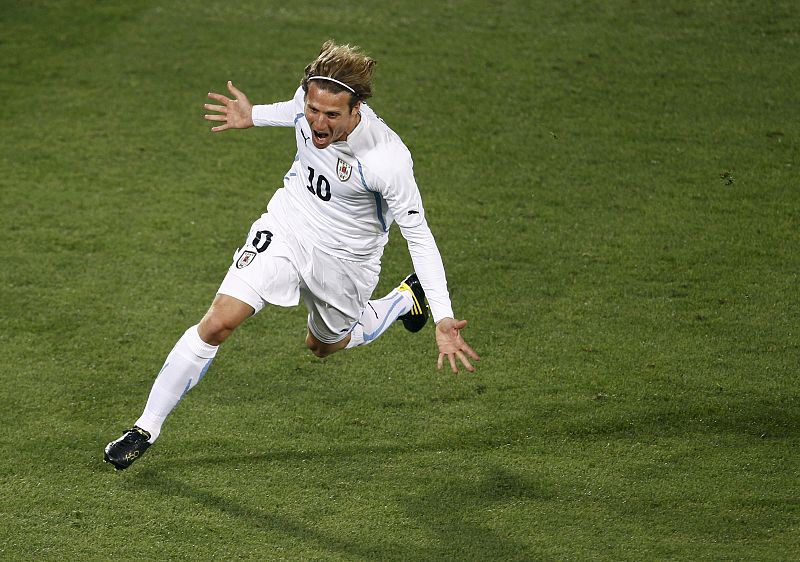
left=304, top=82, right=361, bottom=149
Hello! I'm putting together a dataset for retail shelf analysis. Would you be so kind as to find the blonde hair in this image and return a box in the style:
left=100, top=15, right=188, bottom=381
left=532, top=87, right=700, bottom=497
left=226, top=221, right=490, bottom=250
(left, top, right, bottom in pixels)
left=302, top=40, right=377, bottom=108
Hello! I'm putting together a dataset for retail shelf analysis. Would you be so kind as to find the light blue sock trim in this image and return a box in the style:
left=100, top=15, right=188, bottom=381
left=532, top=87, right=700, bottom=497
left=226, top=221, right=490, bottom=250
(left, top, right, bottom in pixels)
left=179, top=358, right=214, bottom=400
left=363, top=295, right=406, bottom=343
left=198, top=357, right=213, bottom=382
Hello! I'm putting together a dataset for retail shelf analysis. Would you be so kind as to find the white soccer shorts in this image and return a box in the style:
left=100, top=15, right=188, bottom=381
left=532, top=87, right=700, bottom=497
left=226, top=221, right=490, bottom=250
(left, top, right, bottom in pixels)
left=217, top=211, right=380, bottom=343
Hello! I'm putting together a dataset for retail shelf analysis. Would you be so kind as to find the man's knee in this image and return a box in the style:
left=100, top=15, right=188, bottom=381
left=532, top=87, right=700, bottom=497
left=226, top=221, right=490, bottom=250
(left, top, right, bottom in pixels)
left=305, top=332, right=350, bottom=358
left=305, top=334, right=331, bottom=358
left=199, top=315, right=237, bottom=346
left=198, top=295, right=255, bottom=346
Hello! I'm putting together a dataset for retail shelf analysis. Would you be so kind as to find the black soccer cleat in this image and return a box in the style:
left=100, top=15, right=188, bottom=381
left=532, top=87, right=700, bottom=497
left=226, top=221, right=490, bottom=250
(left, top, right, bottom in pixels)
left=104, top=426, right=152, bottom=470
left=397, top=273, right=429, bottom=333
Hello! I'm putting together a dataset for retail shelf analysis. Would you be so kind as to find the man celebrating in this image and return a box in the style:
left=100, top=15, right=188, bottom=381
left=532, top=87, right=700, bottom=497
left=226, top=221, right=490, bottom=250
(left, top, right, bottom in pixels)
left=104, top=40, right=479, bottom=470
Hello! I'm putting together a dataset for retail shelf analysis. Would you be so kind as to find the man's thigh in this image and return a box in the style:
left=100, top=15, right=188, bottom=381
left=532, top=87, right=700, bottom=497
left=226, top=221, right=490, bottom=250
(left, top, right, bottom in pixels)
left=218, top=213, right=303, bottom=313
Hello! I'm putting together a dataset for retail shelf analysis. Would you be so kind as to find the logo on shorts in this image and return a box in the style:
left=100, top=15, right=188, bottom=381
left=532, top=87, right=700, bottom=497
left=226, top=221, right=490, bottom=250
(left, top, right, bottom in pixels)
left=236, top=250, right=257, bottom=269
left=336, top=158, right=352, bottom=182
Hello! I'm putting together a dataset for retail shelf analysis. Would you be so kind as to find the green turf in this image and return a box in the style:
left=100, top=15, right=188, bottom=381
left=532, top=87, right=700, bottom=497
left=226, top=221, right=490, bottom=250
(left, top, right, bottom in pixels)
left=1, top=0, right=799, bottom=559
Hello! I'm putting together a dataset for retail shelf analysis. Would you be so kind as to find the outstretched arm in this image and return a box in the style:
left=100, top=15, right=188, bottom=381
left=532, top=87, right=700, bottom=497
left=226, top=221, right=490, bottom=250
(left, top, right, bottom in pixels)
left=397, top=220, right=480, bottom=374
left=203, top=81, right=254, bottom=132
left=435, top=317, right=481, bottom=374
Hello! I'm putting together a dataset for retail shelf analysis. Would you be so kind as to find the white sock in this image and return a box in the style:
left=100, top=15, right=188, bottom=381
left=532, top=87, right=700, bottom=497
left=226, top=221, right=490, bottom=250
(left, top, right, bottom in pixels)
left=347, top=288, right=413, bottom=348
left=134, top=325, right=218, bottom=443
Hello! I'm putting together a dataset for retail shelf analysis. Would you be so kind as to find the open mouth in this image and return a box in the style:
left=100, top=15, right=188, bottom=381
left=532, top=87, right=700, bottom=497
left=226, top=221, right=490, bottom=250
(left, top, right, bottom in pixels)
left=313, top=130, right=329, bottom=142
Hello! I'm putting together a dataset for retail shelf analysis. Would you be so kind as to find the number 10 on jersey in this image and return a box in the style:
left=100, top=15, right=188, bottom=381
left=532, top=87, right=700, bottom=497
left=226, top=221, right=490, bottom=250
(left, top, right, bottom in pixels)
left=306, top=166, right=331, bottom=201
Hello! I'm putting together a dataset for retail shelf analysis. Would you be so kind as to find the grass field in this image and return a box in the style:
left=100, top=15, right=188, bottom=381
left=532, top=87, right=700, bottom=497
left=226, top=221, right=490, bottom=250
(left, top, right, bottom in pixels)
left=2, top=0, right=799, bottom=560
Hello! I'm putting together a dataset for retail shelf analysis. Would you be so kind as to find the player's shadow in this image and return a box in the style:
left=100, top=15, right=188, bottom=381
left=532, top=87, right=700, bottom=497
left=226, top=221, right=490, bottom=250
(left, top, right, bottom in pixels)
left=398, top=465, right=543, bottom=561
left=130, top=442, right=541, bottom=561
left=129, top=468, right=408, bottom=560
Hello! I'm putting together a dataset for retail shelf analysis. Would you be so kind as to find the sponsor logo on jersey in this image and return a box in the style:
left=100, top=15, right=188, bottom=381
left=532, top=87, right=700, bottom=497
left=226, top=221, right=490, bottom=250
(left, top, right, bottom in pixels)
left=337, top=158, right=353, bottom=182
left=236, top=250, right=257, bottom=269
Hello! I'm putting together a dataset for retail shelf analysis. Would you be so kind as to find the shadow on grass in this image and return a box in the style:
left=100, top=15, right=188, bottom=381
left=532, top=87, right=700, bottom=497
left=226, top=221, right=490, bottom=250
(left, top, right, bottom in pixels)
left=125, top=443, right=544, bottom=561
left=128, top=469, right=409, bottom=560
left=397, top=467, right=545, bottom=561
left=559, top=396, right=800, bottom=440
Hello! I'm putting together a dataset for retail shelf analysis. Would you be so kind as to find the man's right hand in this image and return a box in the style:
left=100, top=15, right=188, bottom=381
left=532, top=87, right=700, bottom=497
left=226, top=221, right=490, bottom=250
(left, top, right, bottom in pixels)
left=204, top=81, right=254, bottom=132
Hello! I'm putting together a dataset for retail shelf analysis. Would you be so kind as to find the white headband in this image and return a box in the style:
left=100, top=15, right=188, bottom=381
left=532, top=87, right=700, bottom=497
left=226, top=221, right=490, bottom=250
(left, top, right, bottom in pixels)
left=308, top=75, right=356, bottom=94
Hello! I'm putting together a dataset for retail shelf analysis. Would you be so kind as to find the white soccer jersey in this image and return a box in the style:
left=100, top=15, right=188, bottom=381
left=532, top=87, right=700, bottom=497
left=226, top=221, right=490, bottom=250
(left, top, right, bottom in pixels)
left=251, top=87, right=454, bottom=322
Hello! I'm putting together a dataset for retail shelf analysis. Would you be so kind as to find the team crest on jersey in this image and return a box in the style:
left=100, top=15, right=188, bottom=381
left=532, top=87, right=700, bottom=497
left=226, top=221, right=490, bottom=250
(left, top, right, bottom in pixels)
left=236, top=250, right=256, bottom=269
left=336, top=158, right=352, bottom=182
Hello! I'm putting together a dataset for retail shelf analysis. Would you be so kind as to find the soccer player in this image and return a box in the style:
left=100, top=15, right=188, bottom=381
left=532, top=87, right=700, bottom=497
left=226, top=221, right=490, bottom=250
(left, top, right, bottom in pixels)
left=104, top=40, right=479, bottom=470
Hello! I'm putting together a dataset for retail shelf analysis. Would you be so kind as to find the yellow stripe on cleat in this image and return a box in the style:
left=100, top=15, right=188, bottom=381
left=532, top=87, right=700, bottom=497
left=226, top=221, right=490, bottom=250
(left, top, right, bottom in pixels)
left=399, top=282, right=423, bottom=315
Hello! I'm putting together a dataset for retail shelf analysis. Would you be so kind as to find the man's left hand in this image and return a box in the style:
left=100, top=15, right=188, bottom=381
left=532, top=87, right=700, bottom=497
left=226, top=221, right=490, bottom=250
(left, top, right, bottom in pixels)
left=435, top=318, right=480, bottom=374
